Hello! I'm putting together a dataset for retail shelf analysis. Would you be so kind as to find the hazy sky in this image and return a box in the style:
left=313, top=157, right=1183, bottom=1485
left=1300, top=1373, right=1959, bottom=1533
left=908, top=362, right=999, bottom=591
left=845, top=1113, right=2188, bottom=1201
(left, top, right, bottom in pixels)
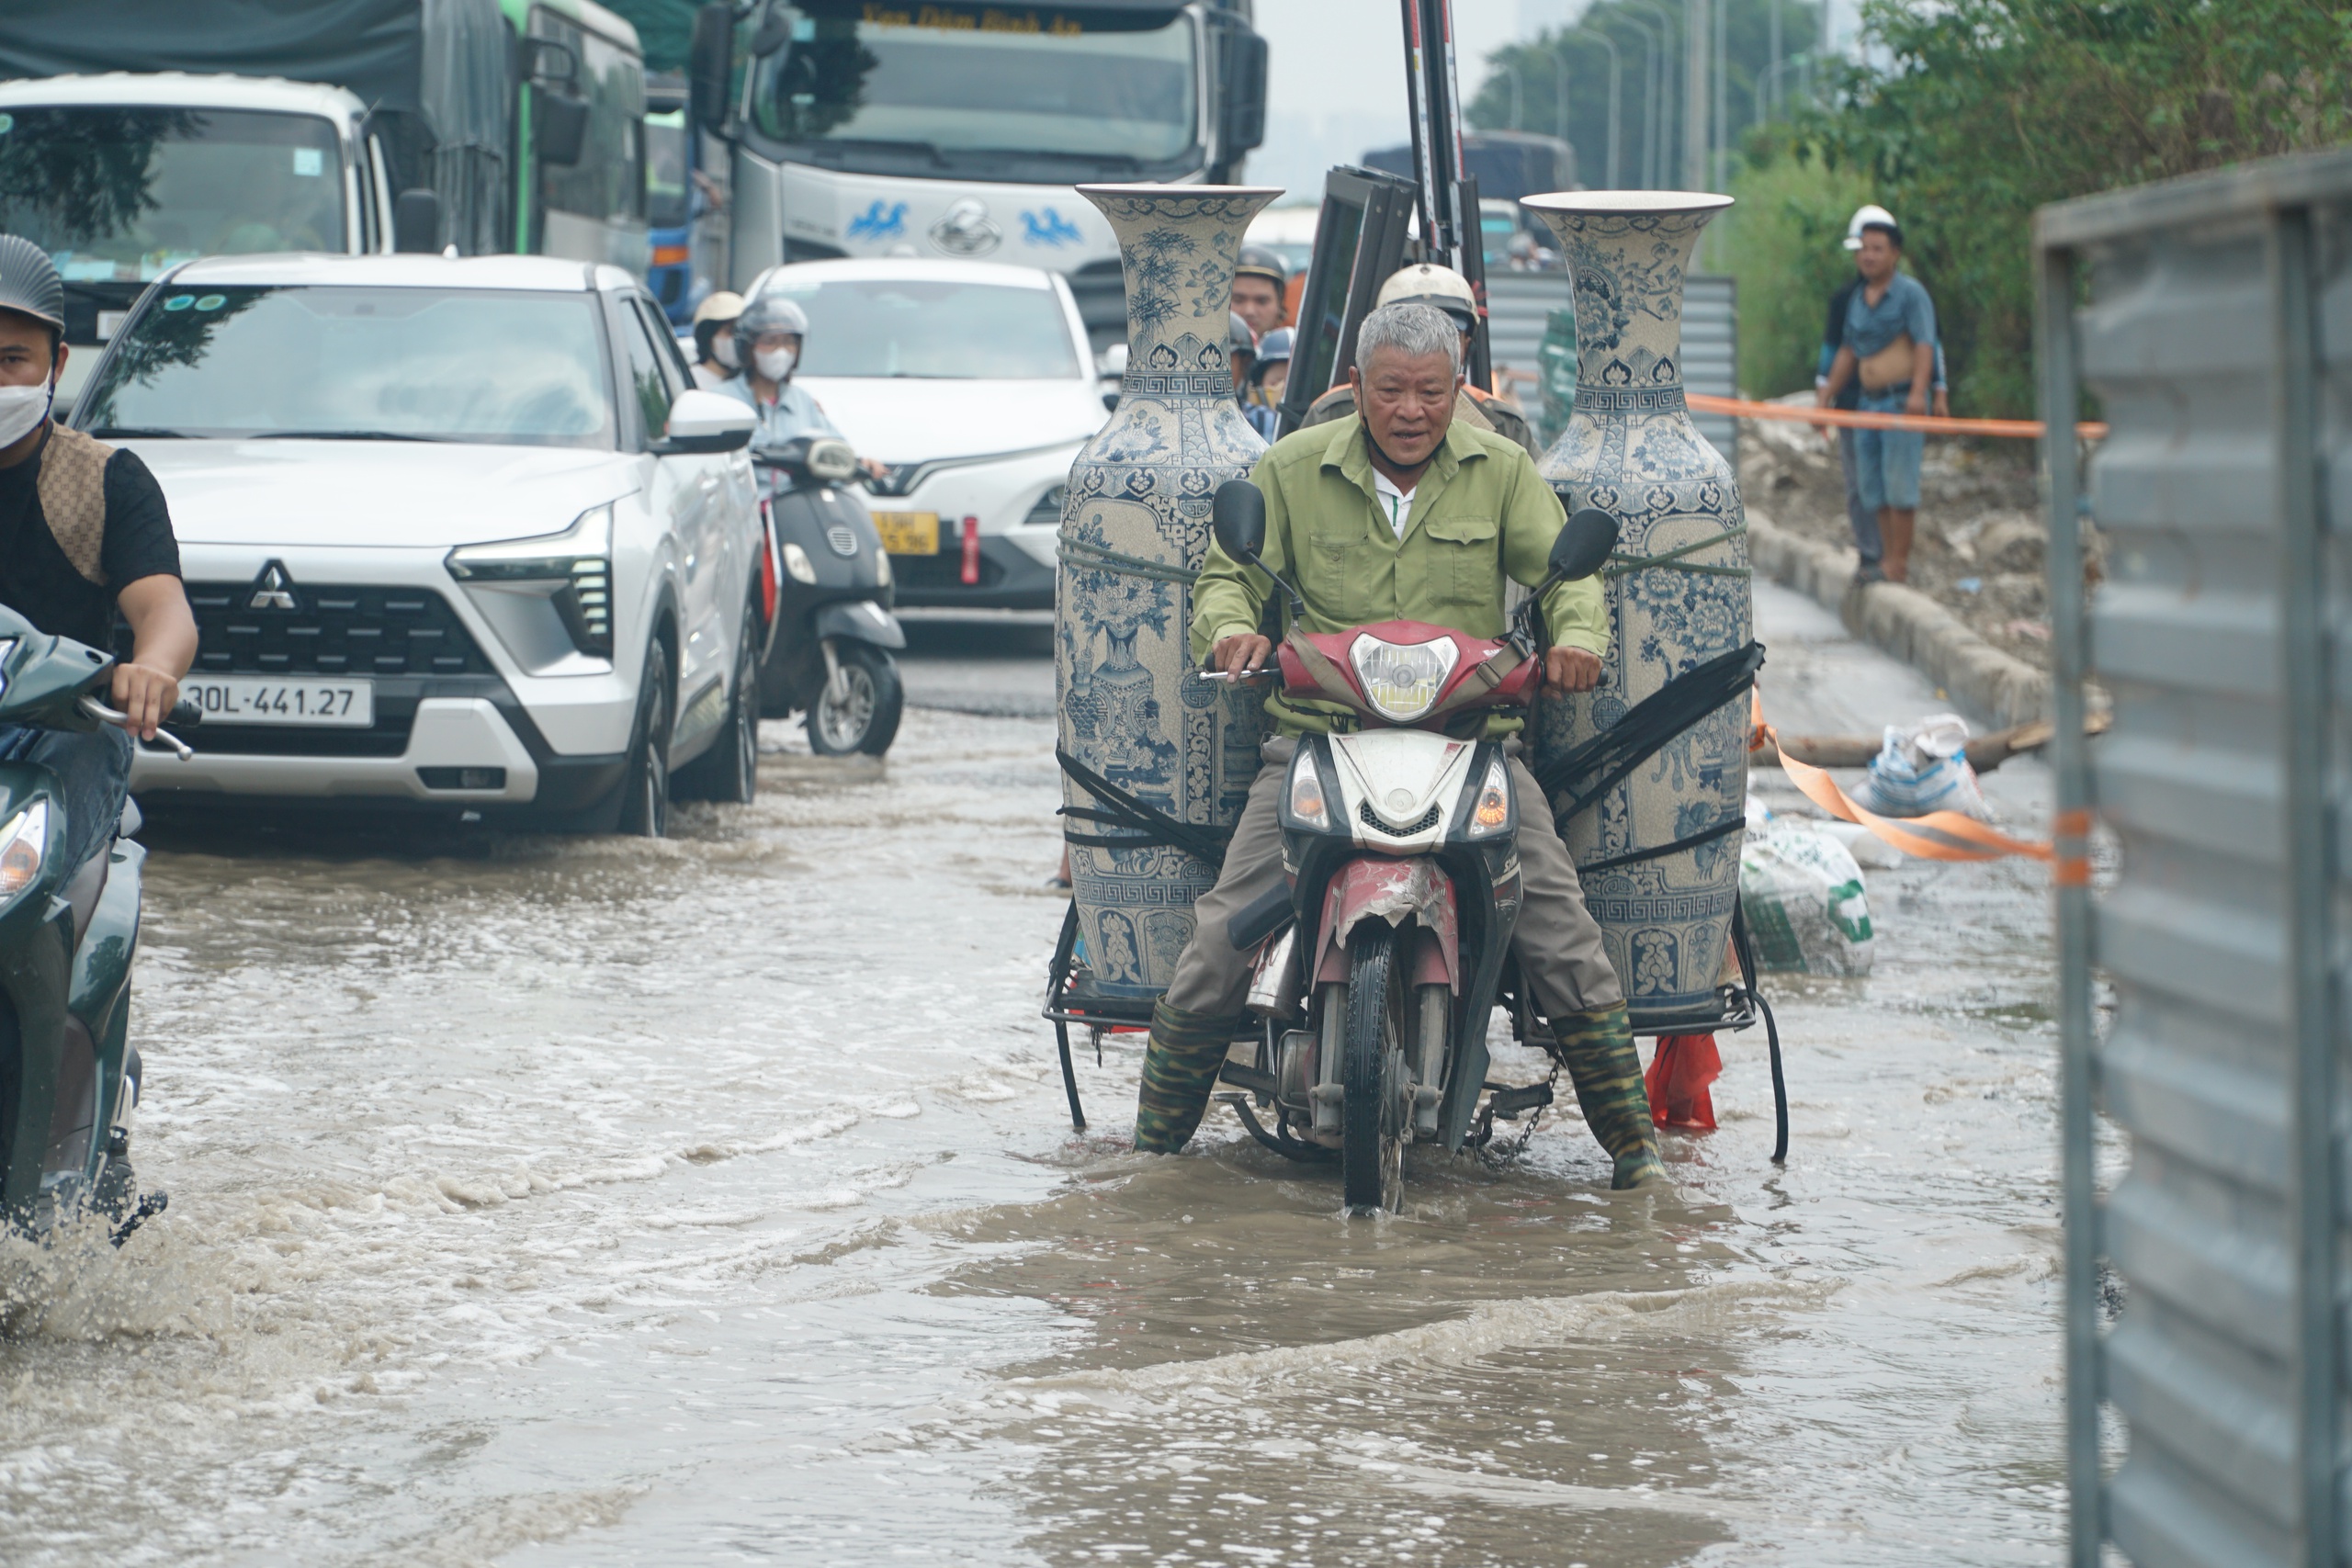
left=1248, top=0, right=1864, bottom=204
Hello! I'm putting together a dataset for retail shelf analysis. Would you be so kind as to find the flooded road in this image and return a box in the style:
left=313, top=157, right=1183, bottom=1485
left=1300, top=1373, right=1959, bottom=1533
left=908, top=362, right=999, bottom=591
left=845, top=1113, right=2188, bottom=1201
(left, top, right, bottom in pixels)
left=1, top=585, right=2066, bottom=1565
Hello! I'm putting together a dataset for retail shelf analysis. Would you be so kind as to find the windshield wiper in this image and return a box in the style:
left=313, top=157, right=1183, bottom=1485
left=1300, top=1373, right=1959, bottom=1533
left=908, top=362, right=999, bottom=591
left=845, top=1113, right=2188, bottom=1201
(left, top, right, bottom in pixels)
left=89, top=426, right=187, bottom=438
left=804, top=136, right=950, bottom=168
left=245, top=430, right=446, bottom=442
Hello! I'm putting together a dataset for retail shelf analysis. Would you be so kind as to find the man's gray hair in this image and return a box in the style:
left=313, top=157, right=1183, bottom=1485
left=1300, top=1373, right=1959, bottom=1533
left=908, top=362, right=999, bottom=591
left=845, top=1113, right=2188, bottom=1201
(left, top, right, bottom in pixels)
left=1353, top=301, right=1462, bottom=378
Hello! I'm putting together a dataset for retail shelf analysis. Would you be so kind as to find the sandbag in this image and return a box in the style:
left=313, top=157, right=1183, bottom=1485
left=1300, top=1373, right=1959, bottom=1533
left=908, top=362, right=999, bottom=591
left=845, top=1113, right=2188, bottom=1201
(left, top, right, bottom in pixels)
left=1848, top=713, right=1988, bottom=820
left=1739, top=827, right=1874, bottom=976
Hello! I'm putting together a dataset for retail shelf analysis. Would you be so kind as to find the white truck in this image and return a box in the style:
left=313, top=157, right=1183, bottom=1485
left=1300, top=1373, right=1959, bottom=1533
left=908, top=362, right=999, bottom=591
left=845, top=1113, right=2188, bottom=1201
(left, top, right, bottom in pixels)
left=687, top=0, right=1268, bottom=348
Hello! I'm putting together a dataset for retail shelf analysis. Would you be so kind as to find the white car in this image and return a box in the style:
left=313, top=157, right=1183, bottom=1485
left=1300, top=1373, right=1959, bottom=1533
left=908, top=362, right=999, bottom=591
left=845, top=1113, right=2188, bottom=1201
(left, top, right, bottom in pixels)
left=754, top=258, right=1105, bottom=610
left=83, top=253, right=763, bottom=835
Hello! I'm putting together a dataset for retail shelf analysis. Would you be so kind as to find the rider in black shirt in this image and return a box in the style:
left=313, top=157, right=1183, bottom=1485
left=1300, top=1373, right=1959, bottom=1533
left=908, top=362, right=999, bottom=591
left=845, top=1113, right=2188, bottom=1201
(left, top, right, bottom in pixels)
left=0, top=236, right=196, bottom=871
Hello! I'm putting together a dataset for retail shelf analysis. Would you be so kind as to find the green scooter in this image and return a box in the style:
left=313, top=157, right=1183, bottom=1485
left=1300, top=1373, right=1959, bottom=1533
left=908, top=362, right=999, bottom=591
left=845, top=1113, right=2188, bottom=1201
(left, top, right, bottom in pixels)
left=0, top=604, right=189, bottom=1244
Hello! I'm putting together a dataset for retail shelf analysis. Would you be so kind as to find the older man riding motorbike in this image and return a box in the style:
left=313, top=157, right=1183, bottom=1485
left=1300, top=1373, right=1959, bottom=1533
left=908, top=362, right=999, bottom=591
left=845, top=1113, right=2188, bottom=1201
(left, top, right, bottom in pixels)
left=1135, top=302, right=1666, bottom=1189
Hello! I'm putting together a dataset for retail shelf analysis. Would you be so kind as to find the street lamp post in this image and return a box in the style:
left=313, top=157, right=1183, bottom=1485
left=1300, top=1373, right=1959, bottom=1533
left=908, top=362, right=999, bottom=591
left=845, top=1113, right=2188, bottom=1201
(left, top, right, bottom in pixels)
left=1566, top=27, right=1622, bottom=190
left=1625, top=0, right=1677, bottom=190
left=1612, top=13, right=1661, bottom=188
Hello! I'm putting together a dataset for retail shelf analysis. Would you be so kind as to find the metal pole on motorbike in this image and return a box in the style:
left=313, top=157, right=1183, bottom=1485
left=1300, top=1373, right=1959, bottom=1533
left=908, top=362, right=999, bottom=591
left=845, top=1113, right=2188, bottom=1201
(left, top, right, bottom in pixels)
left=1399, top=0, right=1491, bottom=390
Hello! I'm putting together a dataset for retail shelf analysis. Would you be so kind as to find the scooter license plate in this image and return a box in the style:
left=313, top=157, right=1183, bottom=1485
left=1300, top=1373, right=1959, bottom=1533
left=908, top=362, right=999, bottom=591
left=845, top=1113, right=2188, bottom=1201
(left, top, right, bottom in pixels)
left=873, top=511, right=940, bottom=555
left=183, top=676, right=374, bottom=728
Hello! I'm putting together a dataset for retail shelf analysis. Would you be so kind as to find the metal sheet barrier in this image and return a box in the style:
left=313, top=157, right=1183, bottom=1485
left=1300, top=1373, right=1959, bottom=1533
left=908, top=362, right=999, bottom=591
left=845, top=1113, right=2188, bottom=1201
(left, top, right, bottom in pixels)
left=2040, top=146, right=2352, bottom=1568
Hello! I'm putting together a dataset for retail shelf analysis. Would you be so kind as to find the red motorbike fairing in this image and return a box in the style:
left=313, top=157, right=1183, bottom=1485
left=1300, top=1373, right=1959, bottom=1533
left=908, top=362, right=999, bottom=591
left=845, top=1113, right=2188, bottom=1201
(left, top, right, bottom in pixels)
left=1312, top=857, right=1462, bottom=992
left=1274, top=620, right=1540, bottom=728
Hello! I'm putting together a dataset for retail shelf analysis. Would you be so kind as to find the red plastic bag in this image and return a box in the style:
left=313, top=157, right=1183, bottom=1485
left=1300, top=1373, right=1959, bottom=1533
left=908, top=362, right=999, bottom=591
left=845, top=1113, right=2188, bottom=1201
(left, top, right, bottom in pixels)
left=1646, top=1034, right=1722, bottom=1131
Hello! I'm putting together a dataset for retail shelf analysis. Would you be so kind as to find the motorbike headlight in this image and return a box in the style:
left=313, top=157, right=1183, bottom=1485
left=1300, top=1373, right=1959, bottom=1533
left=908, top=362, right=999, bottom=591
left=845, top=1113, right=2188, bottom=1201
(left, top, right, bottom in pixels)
left=1464, top=756, right=1513, bottom=839
left=782, top=542, right=819, bottom=583
left=1285, top=750, right=1329, bottom=829
left=0, top=800, right=49, bottom=904
left=446, top=504, right=615, bottom=657
left=1348, top=634, right=1459, bottom=724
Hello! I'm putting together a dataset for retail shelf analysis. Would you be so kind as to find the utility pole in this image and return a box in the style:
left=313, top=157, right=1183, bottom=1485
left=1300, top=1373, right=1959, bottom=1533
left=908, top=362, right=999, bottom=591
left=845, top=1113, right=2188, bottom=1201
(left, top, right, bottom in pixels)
left=1682, top=0, right=1708, bottom=191
left=1568, top=27, right=1622, bottom=189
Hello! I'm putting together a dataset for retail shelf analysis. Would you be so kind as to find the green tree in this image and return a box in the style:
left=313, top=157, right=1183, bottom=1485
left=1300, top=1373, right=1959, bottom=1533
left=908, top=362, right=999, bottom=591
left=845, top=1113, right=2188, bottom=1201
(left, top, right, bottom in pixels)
left=1724, top=149, right=1875, bottom=397
left=598, top=0, right=701, bottom=73
left=1808, top=0, right=2352, bottom=416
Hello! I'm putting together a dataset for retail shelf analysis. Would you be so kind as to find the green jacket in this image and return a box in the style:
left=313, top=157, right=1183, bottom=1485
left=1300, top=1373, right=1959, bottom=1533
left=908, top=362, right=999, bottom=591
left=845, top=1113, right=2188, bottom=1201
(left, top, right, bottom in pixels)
left=1191, top=414, right=1608, bottom=737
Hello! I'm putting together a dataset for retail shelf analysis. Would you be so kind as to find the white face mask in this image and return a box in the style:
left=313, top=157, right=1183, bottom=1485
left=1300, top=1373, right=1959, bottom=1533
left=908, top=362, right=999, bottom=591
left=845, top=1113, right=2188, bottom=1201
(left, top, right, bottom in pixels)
left=754, top=344, right=797, bottom=382
left=0, top=375, right=53, bottom=449
left=712, top=331, right=740, bottom=371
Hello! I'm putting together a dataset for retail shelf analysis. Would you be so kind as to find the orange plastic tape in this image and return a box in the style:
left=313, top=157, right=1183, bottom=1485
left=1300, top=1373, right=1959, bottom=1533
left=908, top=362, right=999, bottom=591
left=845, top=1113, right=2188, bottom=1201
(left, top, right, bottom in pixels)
left=1684, top=391, right=2109, bottom=442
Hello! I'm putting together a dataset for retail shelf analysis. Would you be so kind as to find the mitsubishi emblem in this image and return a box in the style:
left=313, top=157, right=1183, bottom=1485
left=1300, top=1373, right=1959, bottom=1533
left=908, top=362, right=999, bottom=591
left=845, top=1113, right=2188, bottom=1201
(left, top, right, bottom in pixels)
left=248, top=560, right=299, bottom=611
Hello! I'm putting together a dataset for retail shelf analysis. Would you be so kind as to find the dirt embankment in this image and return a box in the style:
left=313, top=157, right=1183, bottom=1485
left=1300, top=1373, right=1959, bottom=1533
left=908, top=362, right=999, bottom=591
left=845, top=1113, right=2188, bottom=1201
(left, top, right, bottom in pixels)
left=1736, top=407, right=2075, bottom=672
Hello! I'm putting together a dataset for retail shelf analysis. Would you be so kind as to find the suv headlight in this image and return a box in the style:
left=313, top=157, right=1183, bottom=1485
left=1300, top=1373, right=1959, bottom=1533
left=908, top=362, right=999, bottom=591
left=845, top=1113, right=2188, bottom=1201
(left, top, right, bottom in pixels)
left=0, top=799, right=49, bottom=908
left=1348, top=634, right=1459, bottom=724
left=446, top=504, right=614, bottom=657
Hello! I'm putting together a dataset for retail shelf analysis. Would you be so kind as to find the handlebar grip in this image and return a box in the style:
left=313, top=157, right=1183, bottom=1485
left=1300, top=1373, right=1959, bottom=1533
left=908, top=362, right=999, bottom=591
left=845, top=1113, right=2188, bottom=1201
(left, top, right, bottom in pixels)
left=167, top=698, right=201, bottom=728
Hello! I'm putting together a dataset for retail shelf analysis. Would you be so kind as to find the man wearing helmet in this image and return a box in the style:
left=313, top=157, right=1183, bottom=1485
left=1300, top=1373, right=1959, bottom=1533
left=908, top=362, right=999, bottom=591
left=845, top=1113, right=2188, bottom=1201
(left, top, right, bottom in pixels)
left=1814, top=205, right=1947, bottom=585
left=1230, top=245, right=1287, bottom=341
left=1300, top=264, right=1540, bottom=458
left=689, top=290, right=745, bottom=390
left=0, top=236, right=197, bottom=874
left=716, top=291, right=844, bottom=452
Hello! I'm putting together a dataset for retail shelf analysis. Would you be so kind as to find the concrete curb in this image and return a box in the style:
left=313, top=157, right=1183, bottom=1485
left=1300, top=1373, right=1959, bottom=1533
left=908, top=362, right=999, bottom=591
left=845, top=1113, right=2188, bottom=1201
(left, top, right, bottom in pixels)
left=1748, top=510, right=2052, bottom=729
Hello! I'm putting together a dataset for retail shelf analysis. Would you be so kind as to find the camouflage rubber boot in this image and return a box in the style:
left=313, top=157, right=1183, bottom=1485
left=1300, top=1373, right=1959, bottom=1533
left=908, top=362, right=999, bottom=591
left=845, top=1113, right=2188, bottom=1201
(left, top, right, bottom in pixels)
left=1553, top=1003, right=1668, bottom=1190
left=1134, top=999, right=1244, bottom=1154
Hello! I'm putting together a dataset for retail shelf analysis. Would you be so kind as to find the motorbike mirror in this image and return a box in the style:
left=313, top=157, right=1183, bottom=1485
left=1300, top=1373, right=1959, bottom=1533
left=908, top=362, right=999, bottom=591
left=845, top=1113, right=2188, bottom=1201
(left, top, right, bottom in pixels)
left=1551, top=508, right=1620, bottom=581
left=1211, top=479, right=1267, bottom=565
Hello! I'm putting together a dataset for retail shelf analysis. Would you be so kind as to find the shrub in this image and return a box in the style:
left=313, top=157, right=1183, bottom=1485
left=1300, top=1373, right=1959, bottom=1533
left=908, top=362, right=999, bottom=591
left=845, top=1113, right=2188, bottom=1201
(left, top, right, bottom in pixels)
left=1723, top=152, right=1876, bottom=399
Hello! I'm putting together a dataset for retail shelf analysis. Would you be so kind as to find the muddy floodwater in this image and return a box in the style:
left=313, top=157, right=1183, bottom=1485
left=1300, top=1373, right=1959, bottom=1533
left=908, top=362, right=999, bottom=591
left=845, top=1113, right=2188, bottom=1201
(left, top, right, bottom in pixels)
left=0, top=587, right=2066, bottom=1565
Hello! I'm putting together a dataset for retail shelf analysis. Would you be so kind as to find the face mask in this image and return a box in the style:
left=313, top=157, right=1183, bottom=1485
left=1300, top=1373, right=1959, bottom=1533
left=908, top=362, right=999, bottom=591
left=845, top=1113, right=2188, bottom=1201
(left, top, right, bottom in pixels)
left=754, top=344, right=797, bottom=382
left=713, top=331, right=740, bottom=371
left=0, top=375, right=53, bottom=449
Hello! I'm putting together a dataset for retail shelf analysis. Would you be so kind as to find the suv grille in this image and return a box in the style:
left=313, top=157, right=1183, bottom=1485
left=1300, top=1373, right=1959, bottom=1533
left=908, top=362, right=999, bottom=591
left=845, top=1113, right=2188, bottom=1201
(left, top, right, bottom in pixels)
left=171, top=583, right=494, bottom=676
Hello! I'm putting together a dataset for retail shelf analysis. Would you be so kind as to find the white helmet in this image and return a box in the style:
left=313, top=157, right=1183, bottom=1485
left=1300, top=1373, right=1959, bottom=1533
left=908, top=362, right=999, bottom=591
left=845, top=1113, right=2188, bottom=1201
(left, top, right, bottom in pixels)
left=1375, top=262, right=1478, bottom=332
left=1844, top=204, right=1897, bottom=252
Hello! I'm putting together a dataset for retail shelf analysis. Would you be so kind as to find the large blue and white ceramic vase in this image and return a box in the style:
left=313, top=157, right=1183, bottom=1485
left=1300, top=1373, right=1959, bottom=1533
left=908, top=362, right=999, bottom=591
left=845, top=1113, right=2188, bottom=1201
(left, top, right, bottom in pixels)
left=1522, top=190, right=1751, bottom=1026
left=1057, top=183, right=1280, bottom=998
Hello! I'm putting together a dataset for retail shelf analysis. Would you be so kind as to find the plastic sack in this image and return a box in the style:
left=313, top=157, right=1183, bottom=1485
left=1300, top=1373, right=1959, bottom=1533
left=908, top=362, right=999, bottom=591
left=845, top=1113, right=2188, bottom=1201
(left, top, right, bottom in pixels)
left=1848, top=713, right=1988, bottom=820
left=1646, top=1034, right=1722, bottom=1130
left=1740, top=827, right=1875, bottom=976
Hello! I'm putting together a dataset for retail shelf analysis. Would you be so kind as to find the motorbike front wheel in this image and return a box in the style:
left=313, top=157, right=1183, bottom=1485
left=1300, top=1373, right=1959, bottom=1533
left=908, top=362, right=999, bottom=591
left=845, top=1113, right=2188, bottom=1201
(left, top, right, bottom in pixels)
left=1340, top=921, right=1409, bottom=1213
left=807, top=641, right=903, bottom=757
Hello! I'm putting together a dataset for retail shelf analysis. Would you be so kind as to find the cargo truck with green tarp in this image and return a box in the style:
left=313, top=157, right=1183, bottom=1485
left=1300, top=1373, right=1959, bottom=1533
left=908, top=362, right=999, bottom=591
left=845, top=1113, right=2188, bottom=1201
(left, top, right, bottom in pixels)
left=0, top=0, right=653, bottom=401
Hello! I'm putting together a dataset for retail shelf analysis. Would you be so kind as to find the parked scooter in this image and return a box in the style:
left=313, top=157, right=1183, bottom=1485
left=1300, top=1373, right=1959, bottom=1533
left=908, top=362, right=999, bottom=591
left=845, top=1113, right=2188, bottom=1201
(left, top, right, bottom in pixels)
left=753, top=434, right=907, bottom=757
left=1204, top=482, right=1618, bottom=1213
left=0, top=606, right=192, bottom=1243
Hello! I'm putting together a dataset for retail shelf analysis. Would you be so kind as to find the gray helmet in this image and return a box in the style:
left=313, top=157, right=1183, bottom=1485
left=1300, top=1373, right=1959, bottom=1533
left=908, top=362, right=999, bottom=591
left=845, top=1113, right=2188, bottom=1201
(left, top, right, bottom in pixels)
left=1255, top=326, right=1294, bottom=365
left=1236, top=244, right=1285, bottom=287
left=0, top=235, right=64, bottom=337
left=1228, top=311, right=1256, bottom=355
left=737, top=291, right=809, bottom=341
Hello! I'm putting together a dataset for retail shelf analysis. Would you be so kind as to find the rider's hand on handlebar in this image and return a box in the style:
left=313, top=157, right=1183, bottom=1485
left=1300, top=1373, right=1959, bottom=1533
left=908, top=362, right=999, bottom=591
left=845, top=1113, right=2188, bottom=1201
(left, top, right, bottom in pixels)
left=110, top=661, right=182, bottom=741
left=1213, top=633, right=1273, bottom=679
left=1545, top=646, right=1603, bottom=694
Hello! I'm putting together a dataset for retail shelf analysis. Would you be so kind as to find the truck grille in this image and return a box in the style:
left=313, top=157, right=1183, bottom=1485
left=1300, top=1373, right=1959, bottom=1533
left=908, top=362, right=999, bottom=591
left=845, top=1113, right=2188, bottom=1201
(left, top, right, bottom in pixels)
left=167, top=583, right=494, bottom=676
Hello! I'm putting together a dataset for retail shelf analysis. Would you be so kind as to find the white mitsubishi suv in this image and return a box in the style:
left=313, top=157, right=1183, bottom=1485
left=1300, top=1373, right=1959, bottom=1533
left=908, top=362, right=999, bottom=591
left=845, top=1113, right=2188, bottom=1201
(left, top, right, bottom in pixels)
left=76, top=254, right=763, bottom=835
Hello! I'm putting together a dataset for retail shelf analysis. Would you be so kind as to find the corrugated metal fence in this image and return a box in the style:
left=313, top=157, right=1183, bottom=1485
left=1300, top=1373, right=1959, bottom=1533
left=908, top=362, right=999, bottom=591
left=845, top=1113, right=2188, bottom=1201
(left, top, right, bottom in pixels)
left=1486, top=271, right=1737, bottom=466
left=2041, top=147, right=2352, bottom=1567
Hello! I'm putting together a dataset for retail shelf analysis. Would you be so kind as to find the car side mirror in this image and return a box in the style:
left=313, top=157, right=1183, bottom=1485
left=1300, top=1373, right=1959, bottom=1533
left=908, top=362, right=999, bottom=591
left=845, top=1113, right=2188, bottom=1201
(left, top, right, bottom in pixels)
left=1550, top=507, right=1619, bottom=582
left=660, top=388, right=756, bottom=454
left=393, top=188, right=442, bottom=254
left=1212, top=479, right=1266, bottom=564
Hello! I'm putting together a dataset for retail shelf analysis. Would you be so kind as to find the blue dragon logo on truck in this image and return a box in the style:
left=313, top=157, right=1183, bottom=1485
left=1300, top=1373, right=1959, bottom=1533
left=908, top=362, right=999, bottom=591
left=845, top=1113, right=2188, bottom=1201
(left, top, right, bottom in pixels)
left=847, top=200, right=909, bottom=241
left=1021, top=207, right=1084, bottom=248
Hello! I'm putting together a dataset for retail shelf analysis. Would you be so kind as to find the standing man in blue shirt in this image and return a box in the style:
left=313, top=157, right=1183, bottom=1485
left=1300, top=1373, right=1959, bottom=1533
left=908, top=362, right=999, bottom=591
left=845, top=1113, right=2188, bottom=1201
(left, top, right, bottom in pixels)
left=1815, top=218, right=1938, bottom=584
left=1816, top=206, right=1945, bottom=583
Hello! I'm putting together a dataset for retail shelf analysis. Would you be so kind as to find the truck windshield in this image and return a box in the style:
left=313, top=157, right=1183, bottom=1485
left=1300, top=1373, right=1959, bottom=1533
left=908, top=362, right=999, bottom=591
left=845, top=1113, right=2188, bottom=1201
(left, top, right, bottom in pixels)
left=82, top=287, right=616, bottom=448
left=0, top=107, right=345, bottom=281
left=774, top=276, right=1080, bottom=379
left=751, top=6, right=1198, bottom=177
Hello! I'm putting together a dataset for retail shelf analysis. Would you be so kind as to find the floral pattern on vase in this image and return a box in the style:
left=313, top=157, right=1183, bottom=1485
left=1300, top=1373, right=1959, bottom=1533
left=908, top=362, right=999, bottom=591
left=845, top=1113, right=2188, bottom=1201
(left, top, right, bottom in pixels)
left=1058, top=183, right=1280, bottom=997
left=1522, top=191, right=1752, bottom=1024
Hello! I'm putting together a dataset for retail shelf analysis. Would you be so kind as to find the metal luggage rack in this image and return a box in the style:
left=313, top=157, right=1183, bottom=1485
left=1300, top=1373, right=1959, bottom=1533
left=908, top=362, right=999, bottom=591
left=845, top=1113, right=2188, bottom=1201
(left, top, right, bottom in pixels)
left=1041, top=894, right=1790, bottom=1164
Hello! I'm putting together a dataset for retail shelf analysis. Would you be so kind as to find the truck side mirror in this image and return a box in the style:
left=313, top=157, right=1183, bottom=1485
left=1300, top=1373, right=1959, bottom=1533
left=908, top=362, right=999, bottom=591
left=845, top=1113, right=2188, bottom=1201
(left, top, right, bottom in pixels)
left=1218, top=31, right=1268, bottom=156
left=1550, top=507, right=1619, bottom=582
left=522, top=38, right=580, bottom=89
left=1212, top=479, right=1266, bottom=565
left=393, top=188, right=443, bottom=254
left=537, top=90, right=591, bottom=166
left=691, top=3, right=736, bottom=130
